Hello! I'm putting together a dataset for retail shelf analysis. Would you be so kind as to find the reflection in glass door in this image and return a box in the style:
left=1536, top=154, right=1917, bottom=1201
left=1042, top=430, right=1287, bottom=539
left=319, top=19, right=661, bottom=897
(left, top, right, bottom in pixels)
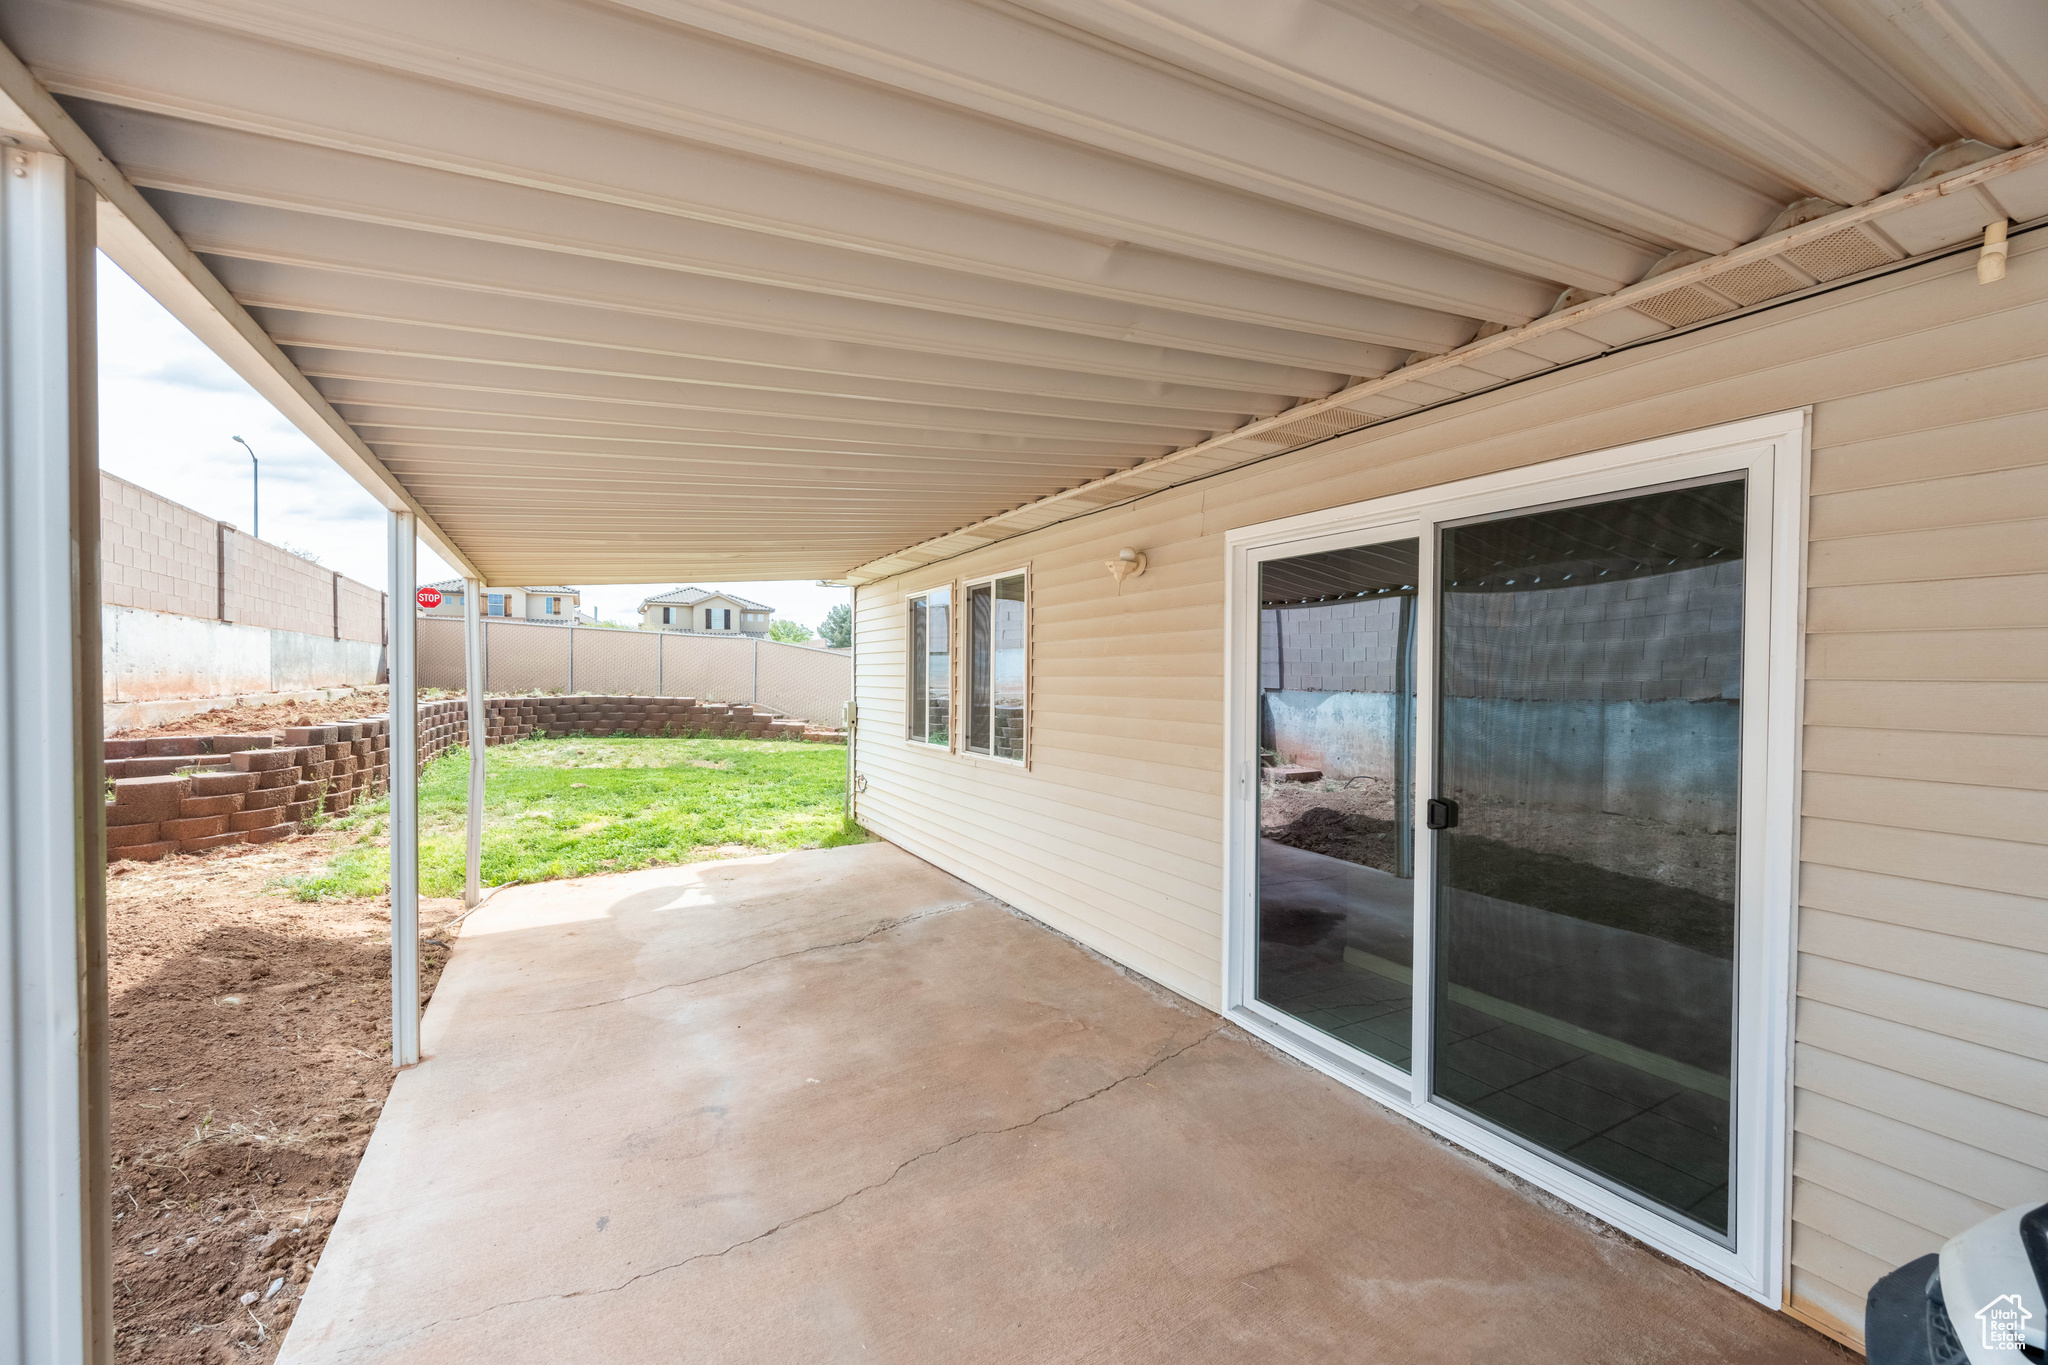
left=1255, top=539, right=1418, bottom=1072
left=1433, top=479, right=1745, bottom=1237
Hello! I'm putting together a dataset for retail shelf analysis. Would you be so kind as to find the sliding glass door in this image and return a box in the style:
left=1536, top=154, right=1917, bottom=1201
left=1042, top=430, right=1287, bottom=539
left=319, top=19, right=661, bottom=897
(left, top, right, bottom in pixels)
left=1433, top=479, right=1743, bottom=1238
left=1254, top=537, right=1419, bottom=1072
left=1231, top=416, right=1797, bottom=1292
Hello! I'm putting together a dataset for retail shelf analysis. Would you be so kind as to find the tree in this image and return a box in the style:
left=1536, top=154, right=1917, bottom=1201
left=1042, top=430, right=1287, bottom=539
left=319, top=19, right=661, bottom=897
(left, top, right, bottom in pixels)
left=817, top=603, right=852, bottom=648
left=769, top=618, right=814, bottom=643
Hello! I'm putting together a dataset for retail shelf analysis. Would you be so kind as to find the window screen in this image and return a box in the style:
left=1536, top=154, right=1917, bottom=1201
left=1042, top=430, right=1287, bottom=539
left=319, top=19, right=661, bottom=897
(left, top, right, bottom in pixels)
left=966, top=573, right=1026, bottom=760
left=910, top=597, right=928, bottom=741
left=908, top=588, right=951, bottom=745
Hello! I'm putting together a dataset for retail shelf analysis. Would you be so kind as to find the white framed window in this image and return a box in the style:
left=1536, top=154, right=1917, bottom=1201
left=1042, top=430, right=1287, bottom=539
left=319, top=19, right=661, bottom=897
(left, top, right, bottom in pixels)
left=963, top=569, right=1027, bottom=763
left=1222, top=410, right=1807, bottom=1305
left=487, top=593, right=505, bottom=616
left=906, top=586, right=951, bottom=746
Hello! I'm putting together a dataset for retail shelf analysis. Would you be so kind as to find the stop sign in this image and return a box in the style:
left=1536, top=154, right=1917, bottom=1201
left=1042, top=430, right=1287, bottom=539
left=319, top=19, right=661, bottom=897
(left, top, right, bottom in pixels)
left=416, top=586, right=443, bottom=609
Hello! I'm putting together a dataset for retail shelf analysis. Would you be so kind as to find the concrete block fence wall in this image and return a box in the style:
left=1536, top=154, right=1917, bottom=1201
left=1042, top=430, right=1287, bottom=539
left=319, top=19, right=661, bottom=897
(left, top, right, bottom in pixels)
left=99, top=472, right=223, bottom=622
left=99, top=472, right=393, bottom=705
left=418, top=616, right=852, bottom=734
left=102, top=694, right=845, bottom=862
left=100, top=472, right=386, bottom=643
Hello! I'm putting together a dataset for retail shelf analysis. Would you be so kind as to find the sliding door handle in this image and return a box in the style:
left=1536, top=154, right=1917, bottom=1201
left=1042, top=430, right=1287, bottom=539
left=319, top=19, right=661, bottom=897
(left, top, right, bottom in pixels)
left=1425, top=798, right=1460, bottom=830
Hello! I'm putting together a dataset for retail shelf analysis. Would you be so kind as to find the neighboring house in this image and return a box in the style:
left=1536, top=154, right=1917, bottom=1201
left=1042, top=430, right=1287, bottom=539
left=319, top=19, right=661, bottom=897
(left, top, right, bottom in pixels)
left=636, top=586, right=773, bottom=637
left=418, top=581, right=582, bottom=624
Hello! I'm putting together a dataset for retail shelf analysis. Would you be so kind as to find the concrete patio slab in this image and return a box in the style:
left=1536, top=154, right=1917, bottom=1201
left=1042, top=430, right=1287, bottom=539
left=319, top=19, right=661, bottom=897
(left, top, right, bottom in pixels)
left=280, top=842, right=1849, bottom=1364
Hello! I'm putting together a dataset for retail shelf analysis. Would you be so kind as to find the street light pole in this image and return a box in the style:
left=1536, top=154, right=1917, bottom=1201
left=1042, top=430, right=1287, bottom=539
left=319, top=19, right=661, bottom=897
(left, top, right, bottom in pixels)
left=231, top=435, right=257, bottom=540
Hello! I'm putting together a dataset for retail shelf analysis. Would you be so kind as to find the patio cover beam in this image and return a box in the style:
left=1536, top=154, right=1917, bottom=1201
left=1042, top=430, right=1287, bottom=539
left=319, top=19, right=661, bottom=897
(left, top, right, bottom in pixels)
left=0, top=45, right=481, bottom=582
left=88, top=105, right=1460, bottom=363
left=23, top=2, right=1576, bottom=320
left=4, top=0, right=2045, bottom=584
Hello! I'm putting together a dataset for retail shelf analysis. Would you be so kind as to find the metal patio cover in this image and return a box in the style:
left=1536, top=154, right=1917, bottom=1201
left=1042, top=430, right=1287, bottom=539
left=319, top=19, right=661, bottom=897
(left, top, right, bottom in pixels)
left=2, top=0, right=2044, bottom=584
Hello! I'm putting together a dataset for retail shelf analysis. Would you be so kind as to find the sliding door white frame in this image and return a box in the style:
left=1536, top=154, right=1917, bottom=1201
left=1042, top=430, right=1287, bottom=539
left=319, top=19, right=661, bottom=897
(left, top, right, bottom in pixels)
left=1220, top=409, right=1809, bottom=1305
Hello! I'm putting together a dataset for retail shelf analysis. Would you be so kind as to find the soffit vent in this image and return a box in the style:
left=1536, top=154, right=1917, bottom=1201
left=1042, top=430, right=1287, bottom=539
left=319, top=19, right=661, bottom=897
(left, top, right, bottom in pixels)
left=1784, top=225, right=1901, bottom=281
left=1702, top=256, right=1813, bottom=306
left=1265, top=407, right=1377, bottom=448
left=1629, top=284, right=1734, bottom=329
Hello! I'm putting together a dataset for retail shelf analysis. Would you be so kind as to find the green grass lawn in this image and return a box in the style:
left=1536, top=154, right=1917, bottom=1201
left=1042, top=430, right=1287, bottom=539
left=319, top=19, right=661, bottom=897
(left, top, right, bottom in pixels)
left=282, top=736, right=865, bottom=900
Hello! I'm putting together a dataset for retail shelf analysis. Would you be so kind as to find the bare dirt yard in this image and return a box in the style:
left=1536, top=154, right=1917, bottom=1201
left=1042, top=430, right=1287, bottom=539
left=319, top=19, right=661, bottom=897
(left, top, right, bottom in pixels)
left=106, top=831, right=457, bottom=1364
left=114, top=692, right=401, bottom=741
left=103, top=702, right=855, bottom=1360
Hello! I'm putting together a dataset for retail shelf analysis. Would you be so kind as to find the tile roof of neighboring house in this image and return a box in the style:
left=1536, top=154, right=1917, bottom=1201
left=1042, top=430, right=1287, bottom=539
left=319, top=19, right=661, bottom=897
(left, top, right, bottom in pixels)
left=638, top=586, right=773, bottom=611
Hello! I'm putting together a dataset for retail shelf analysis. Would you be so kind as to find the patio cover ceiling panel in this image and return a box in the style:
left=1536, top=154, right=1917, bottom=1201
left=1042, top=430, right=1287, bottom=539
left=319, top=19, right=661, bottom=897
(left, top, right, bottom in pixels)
left=1, top=0, right=2044, bottom=583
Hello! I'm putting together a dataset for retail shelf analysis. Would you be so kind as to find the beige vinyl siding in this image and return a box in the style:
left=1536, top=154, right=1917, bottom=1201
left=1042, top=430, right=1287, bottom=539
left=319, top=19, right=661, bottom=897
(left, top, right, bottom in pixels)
left=1789, top=255, right=2048, bottom=1341
left=857, top=512, right=1230, bottom=1002
left=852, top=232, right=2048, bottom=1346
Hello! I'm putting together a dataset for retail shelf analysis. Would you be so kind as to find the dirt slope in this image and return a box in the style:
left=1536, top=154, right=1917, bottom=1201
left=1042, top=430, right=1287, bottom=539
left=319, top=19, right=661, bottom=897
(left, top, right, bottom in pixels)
left=107, top=835, right=458, bottom=1363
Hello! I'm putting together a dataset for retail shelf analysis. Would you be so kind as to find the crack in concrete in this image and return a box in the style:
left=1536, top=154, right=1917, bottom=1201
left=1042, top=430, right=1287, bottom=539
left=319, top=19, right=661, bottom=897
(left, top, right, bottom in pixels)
left=342, top=1024, right=1224, bottom=1355
left=517, top=900, right=984, bottom=1017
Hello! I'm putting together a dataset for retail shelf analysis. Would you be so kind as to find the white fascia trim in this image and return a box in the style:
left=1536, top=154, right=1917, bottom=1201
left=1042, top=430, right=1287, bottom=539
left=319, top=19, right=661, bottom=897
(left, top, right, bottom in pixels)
left=0, top=39, right=480, bottom=580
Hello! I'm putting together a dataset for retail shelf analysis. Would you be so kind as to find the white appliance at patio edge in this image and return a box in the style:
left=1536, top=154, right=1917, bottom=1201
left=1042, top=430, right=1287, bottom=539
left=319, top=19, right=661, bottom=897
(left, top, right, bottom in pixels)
left=1865, top=1202, right=2048, bottom=1365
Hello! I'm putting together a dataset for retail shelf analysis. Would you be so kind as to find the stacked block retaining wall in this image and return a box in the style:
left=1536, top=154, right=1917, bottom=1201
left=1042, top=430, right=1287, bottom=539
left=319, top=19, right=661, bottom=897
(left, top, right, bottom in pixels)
left=103, top=694, right=844, bottom=862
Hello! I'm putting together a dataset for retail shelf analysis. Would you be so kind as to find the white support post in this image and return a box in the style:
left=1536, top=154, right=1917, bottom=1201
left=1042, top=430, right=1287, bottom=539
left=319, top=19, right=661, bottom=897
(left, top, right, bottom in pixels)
left=845, top=586, right=858, bottom=822
left=462, top=578, right=485, bottom=909
left=0, top=144, right=111, bottom=1364
left=386, top=511, right=420, bottom=1067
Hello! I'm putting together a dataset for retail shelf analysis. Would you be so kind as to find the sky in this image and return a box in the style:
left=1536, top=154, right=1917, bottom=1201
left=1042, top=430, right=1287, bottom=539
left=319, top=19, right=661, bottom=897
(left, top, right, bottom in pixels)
left=96, top=253, right=849, bottom=633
